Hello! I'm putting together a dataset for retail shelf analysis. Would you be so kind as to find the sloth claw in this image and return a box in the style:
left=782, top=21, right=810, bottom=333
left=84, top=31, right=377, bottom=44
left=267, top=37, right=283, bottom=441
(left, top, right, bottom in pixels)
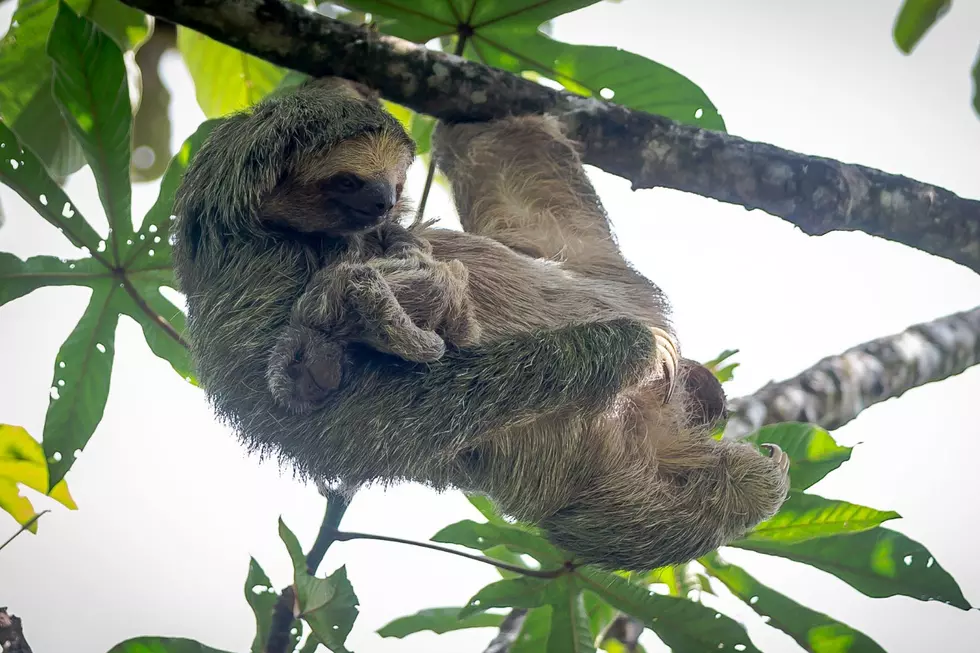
left=760, top=443, right=791, bottom=476
left=649, top=326, right=679, bottom=405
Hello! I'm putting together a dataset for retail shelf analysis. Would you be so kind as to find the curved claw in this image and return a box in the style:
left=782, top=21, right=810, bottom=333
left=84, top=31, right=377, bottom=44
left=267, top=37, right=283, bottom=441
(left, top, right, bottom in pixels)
left=761, top=443, right=791, bottom=475
left=649, top=326, right=679, bottom=405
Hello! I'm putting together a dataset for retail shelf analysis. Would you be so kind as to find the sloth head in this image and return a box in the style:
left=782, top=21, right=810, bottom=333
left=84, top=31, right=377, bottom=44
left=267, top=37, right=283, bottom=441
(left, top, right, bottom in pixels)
left=257, top=79, right=415, bottom=237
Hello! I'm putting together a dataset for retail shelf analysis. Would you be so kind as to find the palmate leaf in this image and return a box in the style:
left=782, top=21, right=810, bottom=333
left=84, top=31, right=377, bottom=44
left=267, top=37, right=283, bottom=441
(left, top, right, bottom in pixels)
left=339, top=0, right=725, bottom=131
left=243, top=557, right=289, bottom=653
left=732, top=527, right=971, bottom=609
left=0, top=10, right=203, bottom=484
left=744, top=423, right=852, bottom=491
left=0, top=0, right=148, bottom=177
left=177, top=27, right=287, bottom=118
left=0, top=424, right=77, bottom=532
left=279, top=518, right=359, bottom=653
left=701, top=553, right=885, bottom=653
left=432, top=519, right=565, bottom=566
left=744, top=491, right=900, bottom=544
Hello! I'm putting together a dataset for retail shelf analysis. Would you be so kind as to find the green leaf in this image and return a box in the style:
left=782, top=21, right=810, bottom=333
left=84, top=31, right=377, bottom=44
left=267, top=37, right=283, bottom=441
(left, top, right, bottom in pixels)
left=377, top=607, right=505, bottom=638
left=244, top=557, right=286, bottom=653
left=0, top=120, right=105, bottom=257
left=177, top=27, right=287, bottom=118
left=106, top=637, right=235, bottom=653
left=510, top=607, right=552, bottom=653
left=341, top=0, right=725, bottom=131
left=87, top=0, right=152, bottom=51
left=466, top=494, right=508, bottom=525
left=0, top=253, right=108, bottom=307
left=459, top=576, right=554, bottom=619
left=576, top=568, right=761, bottom=653
left=547, top=577, right=595, bottom=653
left=973, top=48, right=980, bottom=117
left=732, top=526, right=971, bottom=609
left=127, top=118, right=221, bottom=270
left=893, top=0, right=951, bottom=53
left=433, top=519, right=565, bottom=566
left=0, top=0, right=88, bottom=176
left=701, top=553, right=885, bottom=653
left=43, top=283, right=122, bottom=485
left=744, top=423, right=852, bottom=491
left=48, top=1, right=134, bottom=258
left=279, top=518, right=359, bottom=653
left=745, top=491, right=899, bottom=544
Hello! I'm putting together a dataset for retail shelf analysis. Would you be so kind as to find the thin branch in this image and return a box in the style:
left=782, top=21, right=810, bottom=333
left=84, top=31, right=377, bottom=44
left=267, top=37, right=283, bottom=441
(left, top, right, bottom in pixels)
left=724, top=303, right=980, bottom=439
left=265, top=587, right=296, bottom=653
left=331, top=529, right=571, bottom=579
left=120, top=0, right=980, bottom=274
left=481, top=609, right=528, bottom=653
left=0, top=511, right=48, bottom=554
left=305, top=486, right=350, bottom=575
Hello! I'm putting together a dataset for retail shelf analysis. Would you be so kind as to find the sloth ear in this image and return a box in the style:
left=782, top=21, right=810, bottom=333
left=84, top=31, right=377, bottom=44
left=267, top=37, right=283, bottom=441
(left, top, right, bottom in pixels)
left=679, top=359, right=728, bottom=428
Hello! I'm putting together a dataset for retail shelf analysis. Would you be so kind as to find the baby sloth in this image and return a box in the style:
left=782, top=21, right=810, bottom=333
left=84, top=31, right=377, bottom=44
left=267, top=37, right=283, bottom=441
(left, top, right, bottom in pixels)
left=172, top=76, right=791, bottom=573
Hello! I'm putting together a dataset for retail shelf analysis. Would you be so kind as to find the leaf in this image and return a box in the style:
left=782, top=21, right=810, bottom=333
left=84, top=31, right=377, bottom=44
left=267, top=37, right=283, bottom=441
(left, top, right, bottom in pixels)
left=48, top=1, right=135, bottom=257
left=702, top=349, right=739, bottom=383
left=433, top=519, right=565, bottom=566
left=973, top=47, right=980, bottom=117
left=732, top=526, right=970, bottom=609
left=341, top=0, right=725, bottom=131
left=244, top=557, right=285, bottom=653
left=893, top=0, right=952, bottom=53
left=466, top=494, right=509, bottom=525
left=177, top=27, right=287, bottom=118
left=701, top=553, right=885, bottom=653
left=279, top=518, right=359, bottom=653
left=377, top=607, right=505, bottom=638
left=745, top=491, right=900, bottom=544
left=459, top=577, right=555, bottom=619
left=510, top=607, right=552, bottom=653
left=127, top=118, right=221, bottom=270
left=106, top=637, right=235, bottom=653
left=576, top=568, right=761, bottom=653
left=0, top=424, right=77, bottom=532
left=0, top=120, right=105, bottom=257
left=743, top=423, right=852, bottom=491
left=43, top=283, right=122, bottom=485
left=0, top=253, right=108, bottom=307
left=546, top=576, right=595, bottom=653
left=87, top=0, right=152, bottom=51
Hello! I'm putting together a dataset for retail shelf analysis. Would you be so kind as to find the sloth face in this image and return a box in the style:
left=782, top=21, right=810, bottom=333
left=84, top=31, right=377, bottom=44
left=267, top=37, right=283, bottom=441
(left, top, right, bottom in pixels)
left=259, top=128, right=412, bottom=237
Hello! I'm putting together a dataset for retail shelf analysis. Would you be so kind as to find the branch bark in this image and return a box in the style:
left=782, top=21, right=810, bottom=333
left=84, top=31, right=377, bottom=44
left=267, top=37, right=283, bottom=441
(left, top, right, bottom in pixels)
left=724, top=303, right=980, bottom=439
left=0, top=609, right=32, bottom=653
left=119, top=0, right=980, bottom=275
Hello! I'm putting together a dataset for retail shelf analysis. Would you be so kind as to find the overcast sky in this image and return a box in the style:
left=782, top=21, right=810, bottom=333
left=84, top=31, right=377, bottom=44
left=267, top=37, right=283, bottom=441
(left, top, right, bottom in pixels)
left=1, top=1, right=979, bottom=652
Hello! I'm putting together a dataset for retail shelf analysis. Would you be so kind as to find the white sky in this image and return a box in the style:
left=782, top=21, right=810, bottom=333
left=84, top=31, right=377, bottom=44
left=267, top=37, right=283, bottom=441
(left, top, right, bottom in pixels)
left=2, top=1, right=979, bottom=652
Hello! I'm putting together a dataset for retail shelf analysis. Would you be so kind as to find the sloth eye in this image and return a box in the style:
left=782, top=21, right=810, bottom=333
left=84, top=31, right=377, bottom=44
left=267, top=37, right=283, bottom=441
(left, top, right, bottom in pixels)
left=329, top=174, right=363, bottom=193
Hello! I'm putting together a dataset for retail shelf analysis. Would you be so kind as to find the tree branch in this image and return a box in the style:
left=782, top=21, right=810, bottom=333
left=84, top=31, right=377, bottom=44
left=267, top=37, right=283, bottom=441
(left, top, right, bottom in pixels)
left=119, top=0, right=980, bottom=274
left=0, top=608, right=33, bottom=653
left=724, top=303, right=980, bottom=439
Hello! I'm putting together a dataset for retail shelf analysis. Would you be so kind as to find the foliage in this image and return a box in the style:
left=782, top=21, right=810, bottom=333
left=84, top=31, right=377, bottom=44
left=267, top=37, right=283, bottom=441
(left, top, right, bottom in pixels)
left=0, top=2, right=972, bottom=652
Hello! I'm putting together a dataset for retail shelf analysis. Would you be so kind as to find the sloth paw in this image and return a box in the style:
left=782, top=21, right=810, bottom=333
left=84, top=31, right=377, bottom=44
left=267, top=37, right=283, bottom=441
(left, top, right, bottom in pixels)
left=267, top=325, right=347, bottom=414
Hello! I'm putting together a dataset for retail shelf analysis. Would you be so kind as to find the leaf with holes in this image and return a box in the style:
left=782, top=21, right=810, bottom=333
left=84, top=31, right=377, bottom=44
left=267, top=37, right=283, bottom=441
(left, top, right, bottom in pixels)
left=0, top=424, right=77, bottom=532
left=279, top=518, right=360, bottom=653
left=744, top=423, right=853, bottom=491
left=244, top=557, right=293, bottom=653
left=48, top=2, right=135, bottom=254
left=744, top=492, right=899, bottom=544
left=0, top=253, right=108, bottom=307
left=576, top=567, right=761, bottom=653
left=732, top=527, right=970, bottom=609
left=0, top=121, right=103, bottom=256
left=701, top=553, right=885, bottom=653
left=107, top=638, right=235, bottom=653
left=342, top=0, right=725, bottom=131
left=42, top=282, right=122, bottom=485
left=432, top=519, right=565, bottom=566
left=177, top=27, right=287, bottom=118
left=893, top=0, right=951, bottom=53
left=459, top=577, right=554, bottom=619
left=378, top=607, right=505, bottom=638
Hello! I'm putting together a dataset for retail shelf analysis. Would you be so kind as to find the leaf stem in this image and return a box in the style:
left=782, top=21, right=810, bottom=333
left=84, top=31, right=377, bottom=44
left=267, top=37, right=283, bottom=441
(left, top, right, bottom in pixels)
left=329, top=529, right=572, bottom=579
left=0, top=511, right=49, bottom=553
left=118, top=271, right=189, bottom=348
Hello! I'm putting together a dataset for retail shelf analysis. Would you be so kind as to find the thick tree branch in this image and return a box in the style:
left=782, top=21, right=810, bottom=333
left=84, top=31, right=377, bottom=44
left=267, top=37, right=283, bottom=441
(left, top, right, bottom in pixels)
left=724, top=304, right=980, bottom=439
left=0, top=609, right=32, bottom=653
left=120, top=0, right=980, bottom=274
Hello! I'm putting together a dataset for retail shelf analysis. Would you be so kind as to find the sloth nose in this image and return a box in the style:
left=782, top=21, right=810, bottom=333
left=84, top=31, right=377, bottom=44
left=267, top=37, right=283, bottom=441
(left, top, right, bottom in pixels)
left=338, top=179, right=396, bottom=218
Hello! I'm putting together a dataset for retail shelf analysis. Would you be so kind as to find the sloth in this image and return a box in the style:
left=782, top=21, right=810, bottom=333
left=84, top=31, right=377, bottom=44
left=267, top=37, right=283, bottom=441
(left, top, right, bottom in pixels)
left=171, top=76, right=791, bottom=572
